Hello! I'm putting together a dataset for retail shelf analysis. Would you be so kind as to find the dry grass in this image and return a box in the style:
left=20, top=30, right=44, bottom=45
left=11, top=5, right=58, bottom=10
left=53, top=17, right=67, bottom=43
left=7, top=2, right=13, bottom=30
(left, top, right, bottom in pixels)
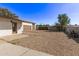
left=10, top=31, right=79, bottom=56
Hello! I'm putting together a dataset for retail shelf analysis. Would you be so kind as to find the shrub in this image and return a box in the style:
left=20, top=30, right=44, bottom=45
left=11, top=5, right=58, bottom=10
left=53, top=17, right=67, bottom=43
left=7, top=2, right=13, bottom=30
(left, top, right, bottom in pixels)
left=36, top=24, right=49, bottom=30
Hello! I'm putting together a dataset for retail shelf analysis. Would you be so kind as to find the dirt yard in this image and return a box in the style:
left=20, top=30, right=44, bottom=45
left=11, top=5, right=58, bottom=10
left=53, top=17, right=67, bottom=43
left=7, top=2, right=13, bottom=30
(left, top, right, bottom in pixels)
left=10, top=30, right=79, bottom=56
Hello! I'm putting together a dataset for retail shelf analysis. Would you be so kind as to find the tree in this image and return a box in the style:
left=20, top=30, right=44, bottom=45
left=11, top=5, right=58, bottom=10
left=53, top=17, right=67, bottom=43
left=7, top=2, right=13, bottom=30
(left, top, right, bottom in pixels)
left=57, top=13, right=70, bottom=31
left=0, top=8, right=18, bottom=19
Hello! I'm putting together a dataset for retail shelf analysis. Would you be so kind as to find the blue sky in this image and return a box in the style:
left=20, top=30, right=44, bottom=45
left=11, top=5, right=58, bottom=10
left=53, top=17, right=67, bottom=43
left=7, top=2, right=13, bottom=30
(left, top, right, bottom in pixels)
left=0, top=3, right=79, bottom=25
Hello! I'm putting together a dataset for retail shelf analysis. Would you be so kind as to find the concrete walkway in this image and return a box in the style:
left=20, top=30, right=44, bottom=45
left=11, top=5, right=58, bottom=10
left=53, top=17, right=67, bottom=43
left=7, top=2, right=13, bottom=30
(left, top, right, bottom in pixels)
left=0, top=39, right=51, bottom=56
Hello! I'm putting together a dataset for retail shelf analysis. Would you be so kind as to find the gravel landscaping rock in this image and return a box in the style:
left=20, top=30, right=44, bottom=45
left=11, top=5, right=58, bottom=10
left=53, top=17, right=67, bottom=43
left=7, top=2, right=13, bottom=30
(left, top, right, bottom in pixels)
left=10, top=31, right=79, bottom=56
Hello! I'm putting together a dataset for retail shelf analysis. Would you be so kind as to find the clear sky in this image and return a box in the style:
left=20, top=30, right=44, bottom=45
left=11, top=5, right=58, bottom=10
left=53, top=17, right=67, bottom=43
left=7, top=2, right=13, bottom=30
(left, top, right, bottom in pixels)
left=0, top=3, right=79, bottom=25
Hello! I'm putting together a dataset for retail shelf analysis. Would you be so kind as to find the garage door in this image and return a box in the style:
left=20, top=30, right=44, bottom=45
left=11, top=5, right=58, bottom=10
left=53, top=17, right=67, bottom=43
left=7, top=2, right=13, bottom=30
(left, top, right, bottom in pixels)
left=23, top=25, right=32, bottom=32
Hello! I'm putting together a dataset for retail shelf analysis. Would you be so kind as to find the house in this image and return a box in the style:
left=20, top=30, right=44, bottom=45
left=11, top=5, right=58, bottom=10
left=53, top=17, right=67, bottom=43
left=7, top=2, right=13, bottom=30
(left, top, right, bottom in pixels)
left=66, top=24, right=79, bottom=34
left=22, top=20, right=36, bottom=32
left=0, top=16, right=36, bottom=36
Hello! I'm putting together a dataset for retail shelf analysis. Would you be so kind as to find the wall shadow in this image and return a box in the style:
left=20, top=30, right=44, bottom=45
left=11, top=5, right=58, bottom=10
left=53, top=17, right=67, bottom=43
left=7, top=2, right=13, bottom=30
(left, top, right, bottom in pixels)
left=72, top=38, right=79, bottom=43
left=65, top=32, right=79, bottom=43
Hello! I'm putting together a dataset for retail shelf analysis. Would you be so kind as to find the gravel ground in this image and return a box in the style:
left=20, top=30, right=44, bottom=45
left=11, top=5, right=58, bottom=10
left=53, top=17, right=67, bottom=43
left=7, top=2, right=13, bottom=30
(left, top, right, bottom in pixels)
left=10, top=31, right=79, bottom=56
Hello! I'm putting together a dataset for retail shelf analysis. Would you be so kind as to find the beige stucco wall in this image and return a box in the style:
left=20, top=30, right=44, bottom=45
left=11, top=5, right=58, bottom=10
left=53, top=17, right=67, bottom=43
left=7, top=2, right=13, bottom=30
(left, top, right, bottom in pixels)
left=22, top=22, right=33, bottom=31
left=32, top=24, right=36, bottom=30
left=0, top=17, right=23, bottom=36
left=22, top=22, right=36, bottom=31
left=17, top=21, right=23, bottom=34
left=22, top=22, right=33, bottom=26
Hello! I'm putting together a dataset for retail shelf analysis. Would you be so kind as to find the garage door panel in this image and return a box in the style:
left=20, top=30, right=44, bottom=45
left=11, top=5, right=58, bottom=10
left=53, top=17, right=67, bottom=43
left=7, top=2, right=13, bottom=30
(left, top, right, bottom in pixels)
left=23, top=25, right=31, bottom=32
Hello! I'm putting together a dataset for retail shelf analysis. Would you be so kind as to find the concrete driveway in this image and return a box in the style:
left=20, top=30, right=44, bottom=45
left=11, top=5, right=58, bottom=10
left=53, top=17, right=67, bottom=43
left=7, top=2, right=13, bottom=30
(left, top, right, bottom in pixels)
left=0, top=36, right=51, bottom=56
left=0, top=34, right=28, bottom=41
